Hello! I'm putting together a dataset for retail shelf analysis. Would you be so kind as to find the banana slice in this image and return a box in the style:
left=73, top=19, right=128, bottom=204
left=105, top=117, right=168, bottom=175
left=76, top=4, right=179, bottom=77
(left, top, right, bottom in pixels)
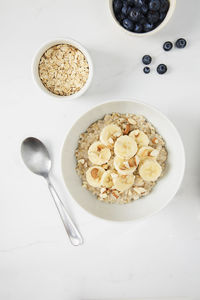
left=101, top=170, right=114, bottom=188
left=129, top=130, right=149, bottom=147
left=114, top=155, right=140, bottom=175
left=100, top=124, right=122, bottom=146
left=86, top=166, right=105, bottom=188
left=113, top=174, right=135, bottom=192
left=139, top=159, right=162, bottom=182
left=114, top=136, right=137, bottom=159
left=137, top=146, right=159, bottom=160
left=88, top=141, right=111, bottom=165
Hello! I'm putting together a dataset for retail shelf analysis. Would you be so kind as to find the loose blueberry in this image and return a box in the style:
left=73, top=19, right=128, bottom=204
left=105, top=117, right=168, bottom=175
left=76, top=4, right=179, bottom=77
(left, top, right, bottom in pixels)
left=163, top=41, right=173, bottom=51
left=160, top=0, right=169, bottom=13
left=149, top=0, right=160, bottom=11
left=122, top=18, right=134, bottom=31
left=157, top=64, right=167, bottom=74
left=134, top=23, right=143, bottom=33
left=113, top=0, right=123, bottom=14
left=127, top=0, right=135, bottom=6
left=159, top=11, right=166, bottom=21
left=142, top=55, right=152, bottom=65
left=147, top=11, right=159, bottom=23
left=133, top=0, right=146, bottom=7
left=143, top=66, right=150, bottom=74
left=128, top=7, right=141, bottom=22
left=175, top=38, right=187, bottom=49
left=143, top=22, right=154, bottom=32
left=141, top=4, right=148, bottom=14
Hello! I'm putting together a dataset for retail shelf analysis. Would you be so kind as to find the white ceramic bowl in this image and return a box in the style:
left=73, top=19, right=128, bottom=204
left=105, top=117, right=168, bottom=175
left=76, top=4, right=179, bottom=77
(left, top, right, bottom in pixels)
left=33, top=38, right=93, bottom=100
left=61, top=100, right=185, bottom=222
left=109, top=0, right=176, bottom=36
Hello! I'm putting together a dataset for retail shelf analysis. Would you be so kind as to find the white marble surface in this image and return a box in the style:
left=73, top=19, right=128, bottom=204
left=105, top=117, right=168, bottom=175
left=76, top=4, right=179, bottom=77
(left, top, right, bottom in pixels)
left=1, top=0, right=200, bottom=299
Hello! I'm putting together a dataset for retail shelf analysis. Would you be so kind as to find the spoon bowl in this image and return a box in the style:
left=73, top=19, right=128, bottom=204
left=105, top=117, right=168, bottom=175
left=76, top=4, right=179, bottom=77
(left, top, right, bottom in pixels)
left=21, top=137, right=51, bottom=177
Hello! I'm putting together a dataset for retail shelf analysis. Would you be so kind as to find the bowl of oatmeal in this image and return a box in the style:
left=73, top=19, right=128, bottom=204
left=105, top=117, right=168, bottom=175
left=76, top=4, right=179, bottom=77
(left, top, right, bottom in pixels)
left=33, top=38, right=93, bottom=99
left=61, top=100, right=185, bottom=221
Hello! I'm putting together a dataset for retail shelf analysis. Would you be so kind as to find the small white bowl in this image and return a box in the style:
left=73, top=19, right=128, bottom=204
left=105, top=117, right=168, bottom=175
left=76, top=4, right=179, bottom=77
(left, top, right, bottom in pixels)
left=109, top=0, right=176, bottom=36
left=61, top=100, right=185, bottom=222
left=32, top=38, right=93, bottom=100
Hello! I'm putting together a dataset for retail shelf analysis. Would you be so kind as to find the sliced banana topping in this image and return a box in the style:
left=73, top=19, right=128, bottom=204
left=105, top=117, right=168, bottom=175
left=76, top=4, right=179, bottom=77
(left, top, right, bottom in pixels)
left=114, top=136, right=138, bottom=159
left=101, top=170, right=114, bottom=188
left=114, top=155, right=140, bottom=175
left=139, top=159, right=162, bottom=182
left=100, top=124, right=122, bottom=146
left=85, top=121, right=163, bottom=195
left=137, top=146, right=159, bottom=159
left=86, top=166, right=105, bottom=187
left=129, top=130, right=149, bottom=147
left=113, top=174, right=135, bottom=192
left=88, top=141, right=111, bottom=165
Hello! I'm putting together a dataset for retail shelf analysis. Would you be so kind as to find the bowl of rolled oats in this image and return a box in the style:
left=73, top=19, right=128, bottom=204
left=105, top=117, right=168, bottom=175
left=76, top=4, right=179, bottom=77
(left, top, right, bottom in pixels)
left=33, top=38, right=93, bottom=99
left=61, top=100, right=185, bottom=222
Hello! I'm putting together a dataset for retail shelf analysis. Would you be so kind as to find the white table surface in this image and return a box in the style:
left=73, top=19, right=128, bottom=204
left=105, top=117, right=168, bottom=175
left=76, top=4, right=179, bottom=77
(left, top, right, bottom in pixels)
left=1, top=0, right=200, bottom=299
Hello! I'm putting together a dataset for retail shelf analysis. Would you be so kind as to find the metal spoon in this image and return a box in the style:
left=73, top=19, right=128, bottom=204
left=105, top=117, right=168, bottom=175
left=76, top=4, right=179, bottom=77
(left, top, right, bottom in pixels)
left=21, top=137, right=83, bottom=246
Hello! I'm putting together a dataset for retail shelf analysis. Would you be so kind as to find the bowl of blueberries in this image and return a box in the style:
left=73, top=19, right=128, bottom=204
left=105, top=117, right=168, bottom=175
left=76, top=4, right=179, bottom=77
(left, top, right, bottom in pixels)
left=109, top=0, right=176, bottom=35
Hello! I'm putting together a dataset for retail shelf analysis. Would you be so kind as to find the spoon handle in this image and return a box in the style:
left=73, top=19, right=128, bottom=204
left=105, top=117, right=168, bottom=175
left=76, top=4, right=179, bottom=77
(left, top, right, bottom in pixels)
left=47, top=180, right=83, bottom=246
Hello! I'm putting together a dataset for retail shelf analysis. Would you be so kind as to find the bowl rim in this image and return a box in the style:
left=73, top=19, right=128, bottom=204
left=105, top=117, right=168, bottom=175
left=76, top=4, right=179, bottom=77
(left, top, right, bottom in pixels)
left=32, top=37, right=93, bottom=101
left=108, top=0, right=176, bottom=37
left=61, top=99, right=186, bottom=223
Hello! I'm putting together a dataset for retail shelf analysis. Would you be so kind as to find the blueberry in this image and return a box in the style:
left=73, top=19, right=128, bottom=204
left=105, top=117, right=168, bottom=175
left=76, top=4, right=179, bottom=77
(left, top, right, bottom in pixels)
left=157, top=64, right=167, bottom=74
left=149, top=0, right=160, bottom=11
left=147, top=11, right=159, bottom=23
left=129, top=8, right=141, bottom=22
left=159, top=11, right=166, bottom=21
left=175, top=38, right=187, bottom=49
left=143, top=66, right=150, bottom=74
left=160, top=0, right=169, bottom=12
left=113, top=0, right=123, bottom=14
left=139, top=14, right=146, bottom=24
left=127, top=0, right=135, bottom=6
left=141, top=4, right=148, bottom=14
left=133, top=0, right=146, bottom=7
left=143, top=22, right=154, bottom=32
left=122, top=18, right=134, bottom=31
left=121, top=3, right=129, bottom=15
left=163, top=41, right=173, bottom=51
left=116, top=12, right=126, bottom=22
left=134, top=23, right=143, bottom=32
left=142, top=55, right=152, bottom=65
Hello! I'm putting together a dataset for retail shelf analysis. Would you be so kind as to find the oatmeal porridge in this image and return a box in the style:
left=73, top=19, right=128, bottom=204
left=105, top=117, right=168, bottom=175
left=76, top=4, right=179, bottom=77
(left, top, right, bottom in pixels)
left=75, top=113, right=168, bottom=204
